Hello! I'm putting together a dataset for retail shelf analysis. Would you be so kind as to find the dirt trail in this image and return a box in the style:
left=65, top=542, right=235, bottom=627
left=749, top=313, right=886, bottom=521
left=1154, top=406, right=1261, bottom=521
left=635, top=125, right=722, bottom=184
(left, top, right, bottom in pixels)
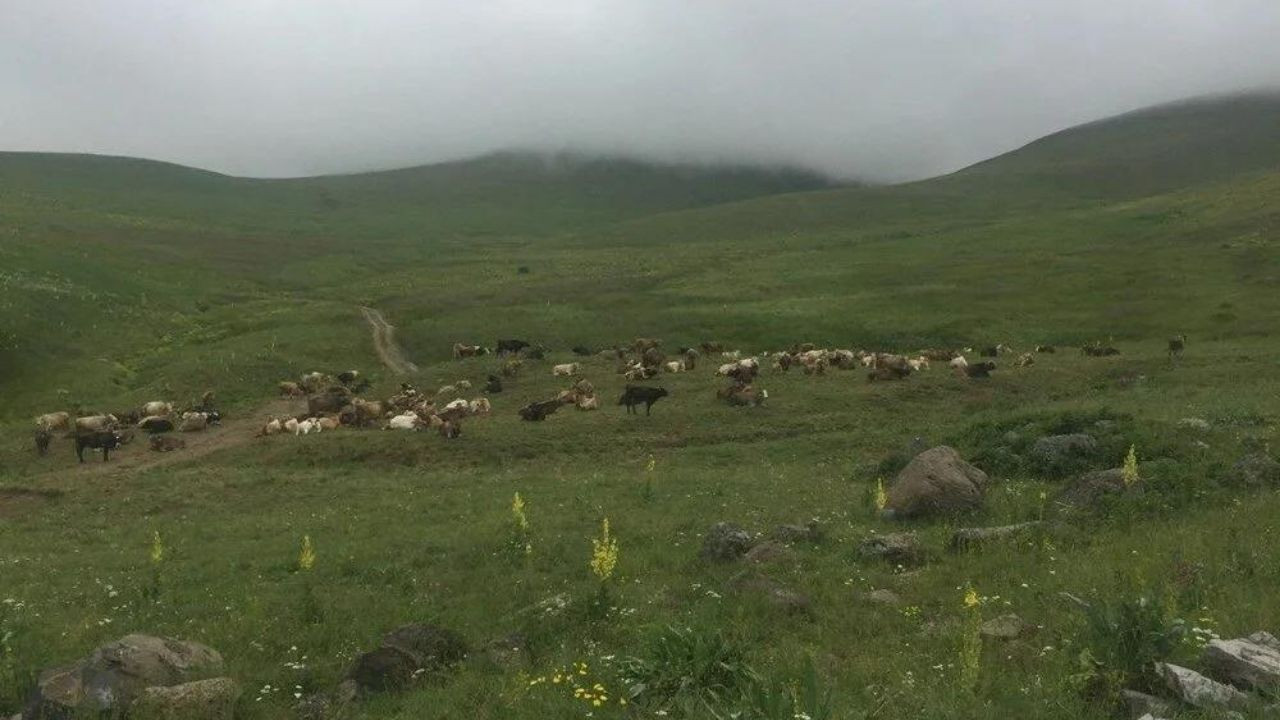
left=360, top=306, right=419, bottom=375
left=16, top=398, right=305, bottom=488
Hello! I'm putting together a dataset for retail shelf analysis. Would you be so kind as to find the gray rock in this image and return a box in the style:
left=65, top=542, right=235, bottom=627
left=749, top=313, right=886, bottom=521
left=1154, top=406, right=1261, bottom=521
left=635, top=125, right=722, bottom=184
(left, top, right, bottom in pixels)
left=731, top=574, right=813, bottom=617
left=1249, top=631, right=1280, bottom=652
left=883, top=446, right=988, bottom=519
left=348, top=623, right=467, bottom=693
left=25, top=634, right=224, bottom=718
left=700, top=522, right=756, bottom=562
left=1122, top=689, right=1176, bottom=719
left=1156, top=662, right=1250, bottom=711
left=771, top=520, right=823, bottom=544
left=858, top=532, right=925, bottom=566
left=481, top=633, right=529, bottom=668
left=948, top=522, right=1042, bottom=551
left=979, top=613, right=1035, bottom=641
left=1030, top=433, right=1098, bottom=469
left=1057, top=467, right=1138, bottom=508
left=861, top=589, right=902, bottom=605
left=742, top=541, right=795, bottom=566
left=131, top=677, right=240, bottom=720
left=1203, top=637, right=1280, bottom=691
left=1228, top=453, right=1280, bottom=487
left=296, top=680, right=358, bottom=720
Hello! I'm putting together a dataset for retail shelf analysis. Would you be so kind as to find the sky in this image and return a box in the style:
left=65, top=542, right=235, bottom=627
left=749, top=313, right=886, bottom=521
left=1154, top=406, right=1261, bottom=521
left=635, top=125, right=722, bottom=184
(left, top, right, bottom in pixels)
left=3, top=0, right=1279, bottom=181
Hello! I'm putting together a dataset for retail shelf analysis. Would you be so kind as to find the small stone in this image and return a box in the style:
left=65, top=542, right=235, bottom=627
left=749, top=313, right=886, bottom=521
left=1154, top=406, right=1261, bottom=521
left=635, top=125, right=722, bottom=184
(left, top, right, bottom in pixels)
left=979, top=613, right=1034, bottom=641
left=1156, top=662, right=1249, bottom=711
left=858, top=532, right=925, bottom=566
left=1122, top=689, right=1176, bottom=719
left=700, top=522, right=756, bottom=562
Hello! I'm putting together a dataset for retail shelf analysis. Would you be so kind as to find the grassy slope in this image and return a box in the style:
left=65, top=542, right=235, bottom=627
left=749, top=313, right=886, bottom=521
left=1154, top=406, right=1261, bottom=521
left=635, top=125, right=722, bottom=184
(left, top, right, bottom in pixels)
left=1, top=95, right=1279, bottom=719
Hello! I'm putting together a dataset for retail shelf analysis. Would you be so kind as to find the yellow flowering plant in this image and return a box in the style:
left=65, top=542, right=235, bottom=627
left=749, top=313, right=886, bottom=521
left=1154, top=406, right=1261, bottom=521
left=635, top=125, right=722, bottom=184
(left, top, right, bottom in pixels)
left=507, top=492, right=533, bottom=561
left=298, top=535, right=317, bottom=571
left=873, top=478, right=888, bottom=514
left=590, top=518, right=619, bottom=583
left=1121, top=445, right=1140, bottom=487
left=959, top=583, right=982, bottom=692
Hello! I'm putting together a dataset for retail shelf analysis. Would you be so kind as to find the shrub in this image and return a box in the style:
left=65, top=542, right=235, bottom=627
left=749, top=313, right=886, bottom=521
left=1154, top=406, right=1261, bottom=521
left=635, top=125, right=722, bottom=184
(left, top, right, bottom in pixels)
left=739, top=657, right=837, bottom=720
left=618, top=626, right=757, bottom=712
left=1075, top=589, right=1186, bottom=695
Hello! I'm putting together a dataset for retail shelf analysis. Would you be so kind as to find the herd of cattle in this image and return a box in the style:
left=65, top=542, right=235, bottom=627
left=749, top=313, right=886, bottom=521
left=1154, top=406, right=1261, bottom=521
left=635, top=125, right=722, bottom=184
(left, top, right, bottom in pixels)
left=29, top=335, right=1187, bottom=462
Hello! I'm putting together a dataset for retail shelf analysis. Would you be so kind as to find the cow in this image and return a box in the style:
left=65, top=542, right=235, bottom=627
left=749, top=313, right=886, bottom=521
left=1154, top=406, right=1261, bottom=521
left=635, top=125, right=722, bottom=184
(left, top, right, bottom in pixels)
left=552, top=363, right=580, bottom=377
left=439, top=420, right=461, bottom=439
left=178, top=412, right=211, bottom=432
left=75, top=430, right=122, bottom=463
left=576, top=395, right=599, bottom=411
left=963, top=361, right=997, bottom=378
left=138, top=416, right=175, bottom=434
left=496, top=339, right=531, bottom=356
left=867, top=366, right=910, bottom=382
left=484, top=374, right=503, bottom=394
left=353, top=399, right=389, bottom=426
left=113, top=409, right=141, bottom=426
left=35, top=411, right=71, bottom=432
left=718, top=384, right=767, bottom=407
left=150, top=435, right=186, bottom=452
left=141, top=401, right=173, bottom=417
left=618, top=385, right=668, bottom=415
left=75, top=415, right=118, bottom=434
left=632, top=338, right=662, bottom=353
left=317, top=416, right=340, bottom=431
left=1035, top=345, right=1056, bottom=354
left=259, top=418, right=284, bottom=436
left=519, top=399, right=562, bottom=422
left=279, top=381, right=305, bottom=397
left=452, top=344, right=489, bottom=359
left=468, top=398, right=492, bottom=415
left=1082, top=344, right=1121, bottom=357
left=386, top=413, right=424, bottom=431
left=308, top=387, right=353, bottom=416
left=34, top=429, right=52, bottom=456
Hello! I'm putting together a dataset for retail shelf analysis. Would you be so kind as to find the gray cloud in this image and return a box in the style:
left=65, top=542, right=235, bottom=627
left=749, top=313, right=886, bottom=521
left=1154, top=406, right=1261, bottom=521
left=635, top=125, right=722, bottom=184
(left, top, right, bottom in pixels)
left=3, top=0, right=1279, bottom=180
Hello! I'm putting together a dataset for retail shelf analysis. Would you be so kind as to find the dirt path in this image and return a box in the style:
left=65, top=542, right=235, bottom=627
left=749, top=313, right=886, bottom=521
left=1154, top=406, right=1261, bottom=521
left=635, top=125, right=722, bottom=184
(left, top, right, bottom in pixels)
left=360, top=306, right=419, bottom=375
left=14, top=398, right=305, bottom=489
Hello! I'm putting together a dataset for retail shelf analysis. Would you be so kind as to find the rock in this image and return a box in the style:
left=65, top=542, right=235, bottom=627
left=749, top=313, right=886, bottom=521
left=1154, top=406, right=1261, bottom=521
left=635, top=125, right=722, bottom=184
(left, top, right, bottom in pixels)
left=861, top=589, right=902, bottom=606
left=296, top=680, right=357, bottom=720
left=1156, top=662, right=1249, bottom=711
left=980, top=613, right=1035, bottom=641
left=742, top=541, right=795, bottom=566
left=731, top=574, right=813, bottom=617
left=1202, top=636, right=1280, bottom=691
left=131, top=677, right=240, bottom=720
left=1227, top=453, right=1280, bottom=487
left=1122, top=689, right=1176, bottom=719
left=858, top=532, right=925, bottom=566
left=700, top=522, right=756, bottom=562
left=1248, top=631, right=1280, bottom=652
left=1030, top=433, right=1098, bottom=471
left=348, top=623, right=468, bottom=693
left=1057, top=467, right=1139, bottom=508
left=883, top=446, right=988, bottom=519
left=771, top=520, right=823, bottom=544
left=482, top=634, right=529, bottom=668
left=1178, top=418, right=1211, bottom=431
left=25, top=634, right=224, bottom=717
left=948, top=522, right=1042, bottom=551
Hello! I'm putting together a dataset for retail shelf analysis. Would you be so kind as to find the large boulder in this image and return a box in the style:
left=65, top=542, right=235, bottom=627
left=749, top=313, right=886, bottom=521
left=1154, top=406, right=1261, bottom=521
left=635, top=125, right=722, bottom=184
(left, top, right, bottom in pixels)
left=25, top=634, right=224, bottom=718
left=1202, top=636, right=1280, bottom=691
left=131, top=677, right=240, bottom=720
left=1029, top=433, right=1098, bottom=474
left=1226, top=453, right=1280, bottom=487
left=883, top=446, right=988, bottom=519
left=1056, top=467, right=1139, bottom=509
left=1155, top=662, right=1249, bottom=712
left=700, top=523, right=756, bottom=562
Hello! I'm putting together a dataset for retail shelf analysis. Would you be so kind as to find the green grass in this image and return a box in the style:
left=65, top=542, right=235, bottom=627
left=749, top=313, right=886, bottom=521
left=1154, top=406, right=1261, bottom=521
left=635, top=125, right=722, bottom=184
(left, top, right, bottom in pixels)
left=2, top=93, right=1280, bottom=719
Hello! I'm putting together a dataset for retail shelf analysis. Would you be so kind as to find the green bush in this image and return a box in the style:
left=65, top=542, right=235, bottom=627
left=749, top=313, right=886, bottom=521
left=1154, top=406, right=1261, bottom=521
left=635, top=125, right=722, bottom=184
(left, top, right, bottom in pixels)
left=618, top=625, right=758, bottom=713
left=1075, top=589, right=1186, bottom=695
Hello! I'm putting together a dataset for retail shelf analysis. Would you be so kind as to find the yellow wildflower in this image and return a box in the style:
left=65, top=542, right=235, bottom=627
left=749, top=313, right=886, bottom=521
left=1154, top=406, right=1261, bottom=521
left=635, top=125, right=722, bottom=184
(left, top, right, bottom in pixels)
left=963, top=584, right=979, bottom=609
left=149, top=531, right=165, bottom=564
left=646, top=455, right=656, bottom=472
left=589, top=519, right=618, bottom=582
left=1122, top=444, right=1139, bottom=487
left=873, top=478, right=888, bottom=513
left=512, top=492, right=529, bottom=531
left=298, top=535, right=316, bottom=571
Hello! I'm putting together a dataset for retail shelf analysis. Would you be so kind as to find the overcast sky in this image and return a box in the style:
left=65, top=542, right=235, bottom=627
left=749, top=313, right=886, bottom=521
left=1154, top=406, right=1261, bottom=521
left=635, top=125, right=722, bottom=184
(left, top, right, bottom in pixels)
left=3, top=1, right=1279, bottom=181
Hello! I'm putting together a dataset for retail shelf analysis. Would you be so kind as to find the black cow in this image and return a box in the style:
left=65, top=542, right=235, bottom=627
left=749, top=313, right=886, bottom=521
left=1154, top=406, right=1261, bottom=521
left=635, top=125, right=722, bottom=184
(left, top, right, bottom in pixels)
left=484, top=374, right=503, bottom=394
left=618, top=385, right=668, bottom=415
left=75, top=431, right=122, bottom=463
left=496, top=339, right=530, bottom=356
left=964, top=362, right=997, bottom=379
left=139, top=416, right=175, bottom=434
left=519, top=399, right=562, bottom=422
left=34, top=429, right=52, bottom=456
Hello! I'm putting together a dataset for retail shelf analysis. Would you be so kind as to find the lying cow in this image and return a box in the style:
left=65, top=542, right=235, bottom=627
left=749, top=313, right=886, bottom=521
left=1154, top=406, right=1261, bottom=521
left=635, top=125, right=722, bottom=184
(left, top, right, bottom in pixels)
left=453, top=344, right=489, bottom=359
left=519, top=399, right=562, bottom=422
left=618, top=385, right=668, bottom=415
left=150, top=435, right=186, bottom=452
left=75, top=430, right=122, bottom=463
left=552, top=363, right=580, bottom=377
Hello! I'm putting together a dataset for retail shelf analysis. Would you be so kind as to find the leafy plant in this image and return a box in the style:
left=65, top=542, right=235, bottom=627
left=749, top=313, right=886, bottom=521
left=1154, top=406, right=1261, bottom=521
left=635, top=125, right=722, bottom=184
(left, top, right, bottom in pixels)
left=618, top=626, right=758, bottom=712
left=739, top=657, right=836, bottom=720
left=1076, top=590, right=1186, bottom=694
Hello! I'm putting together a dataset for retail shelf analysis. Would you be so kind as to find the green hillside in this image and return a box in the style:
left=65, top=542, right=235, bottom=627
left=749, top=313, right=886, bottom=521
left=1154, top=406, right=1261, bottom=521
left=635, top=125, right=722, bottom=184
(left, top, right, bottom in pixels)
left=1, top=93, right=1280, bottom=720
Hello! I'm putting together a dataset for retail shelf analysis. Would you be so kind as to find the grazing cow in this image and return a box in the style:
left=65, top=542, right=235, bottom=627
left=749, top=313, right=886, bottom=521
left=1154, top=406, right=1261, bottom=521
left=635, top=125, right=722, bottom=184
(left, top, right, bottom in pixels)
left=35, top=411, right=71, bottom=432
left=963, top=361, right=997, bottom=379
left=552, top=363, right=580, bottom=377
left=34, top=429, right=52, bottom=456
left=1035, top=345, right=1056, bottom=354
left=572, top=345, right=594, bottom=356
left=284, top=417, right=300, bottom=435
left=484, top=374, right=503, bottom=394
left=386, top=412, right=424, bottom=431
left=75, top=415, right=118, bottom=434
left=75, top=431, right=121, bottom=463
left=278, top=381, right=305, bottom=397
left=138, top=416, right=175, bottom=434
left=496, top=339, right=530, bottom=356
left=519, top=399, right=562, bottom=422
left=618, top=385, right=668, bottom=415
left=452, top=344, right=489, bottom=359
left=1168, top=334, right=1187, bottom=360
left=150, top=435, right=186, bottom=452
